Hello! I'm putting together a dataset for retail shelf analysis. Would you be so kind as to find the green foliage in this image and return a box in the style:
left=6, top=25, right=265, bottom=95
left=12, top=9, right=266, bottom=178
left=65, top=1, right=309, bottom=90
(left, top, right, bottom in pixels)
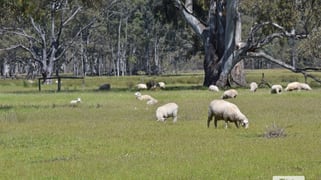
left=1, top=0, right=321, bottom=77
left=241, top=0, right=298, bottom=32
left=298, top=27, right=321, bottom=60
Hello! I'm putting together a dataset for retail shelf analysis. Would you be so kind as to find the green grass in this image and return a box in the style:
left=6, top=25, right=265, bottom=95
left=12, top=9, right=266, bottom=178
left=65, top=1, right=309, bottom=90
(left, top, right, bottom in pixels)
left=0, top=70, right=321, bottom=179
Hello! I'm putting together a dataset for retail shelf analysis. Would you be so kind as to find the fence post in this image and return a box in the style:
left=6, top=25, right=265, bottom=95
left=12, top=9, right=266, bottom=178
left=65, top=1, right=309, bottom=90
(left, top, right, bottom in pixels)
left=38, top=78, right=42, bottom=91
left=57, top=77, right=61, bottom=92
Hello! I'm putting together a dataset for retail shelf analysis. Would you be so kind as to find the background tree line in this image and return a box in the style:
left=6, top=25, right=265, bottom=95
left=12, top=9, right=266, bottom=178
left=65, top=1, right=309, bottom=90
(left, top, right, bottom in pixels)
left=0, top=0, right=320, bottom=83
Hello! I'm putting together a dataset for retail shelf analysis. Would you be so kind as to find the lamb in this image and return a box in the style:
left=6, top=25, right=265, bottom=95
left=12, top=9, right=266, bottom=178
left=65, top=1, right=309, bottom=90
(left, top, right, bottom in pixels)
left=221, top=89, right=238, bottom=99
left=156, top=103, right=178, bottom=123
left=270, top=84, right=283, bottom=94
left=70, top=98, right=81, bottom=107
left=136, top=83, right=147, bottom=90
left=134, top=92, right=158, bottom=105
left=157, top=82, right=166, bottom=89
left=249, top=82, right=258, bottom=92
left=208, top=85, right=219, bottom=92
left=207, top=99, right=249, bottom=129
left=285, top=82, right=312, bottom=91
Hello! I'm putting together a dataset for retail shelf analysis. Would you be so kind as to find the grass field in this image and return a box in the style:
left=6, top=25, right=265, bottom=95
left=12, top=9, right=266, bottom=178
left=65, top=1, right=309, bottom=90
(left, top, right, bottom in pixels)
left=0, top=70, right=321, bottom=179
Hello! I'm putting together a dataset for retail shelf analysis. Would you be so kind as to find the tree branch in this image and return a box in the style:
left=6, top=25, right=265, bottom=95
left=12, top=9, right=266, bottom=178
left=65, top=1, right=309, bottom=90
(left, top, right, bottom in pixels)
left=247, top=51, right=321, bottom=83
left=63, top=6, right=82, bottom=26
left=173, top=0, right=206, bottom=37
left=0, top=44, right=41, bottom=64
left=247, top=22, right=309, bottom=50
left=55, top=18, right=96, bottom=61
left=0, top=45, right=21, bottom=51
left=1, top=27, right=39, bottom=43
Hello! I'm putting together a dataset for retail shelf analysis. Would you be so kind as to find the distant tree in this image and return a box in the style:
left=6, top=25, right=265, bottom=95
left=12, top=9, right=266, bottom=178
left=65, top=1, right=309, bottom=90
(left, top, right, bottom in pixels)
left=0, top=0, right=102, bottom=82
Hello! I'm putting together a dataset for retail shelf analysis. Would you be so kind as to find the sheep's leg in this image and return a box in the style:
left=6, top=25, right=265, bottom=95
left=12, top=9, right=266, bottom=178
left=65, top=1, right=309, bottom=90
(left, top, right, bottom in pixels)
left=214, top=117, right=218, bottom=128
left=173, top=110, right=178, bottom=123
left=173, top=116, right=177, bottom=123
left=224, top=121, right=228, bottom=129
left=234, top=121, right=239, bottom=128
left=207, top=114, right=213, bottom=128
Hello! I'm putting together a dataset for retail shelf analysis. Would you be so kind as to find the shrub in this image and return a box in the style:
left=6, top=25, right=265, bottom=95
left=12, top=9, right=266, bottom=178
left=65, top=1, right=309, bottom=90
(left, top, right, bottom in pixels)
left=263, top=122, right=287, bottom=138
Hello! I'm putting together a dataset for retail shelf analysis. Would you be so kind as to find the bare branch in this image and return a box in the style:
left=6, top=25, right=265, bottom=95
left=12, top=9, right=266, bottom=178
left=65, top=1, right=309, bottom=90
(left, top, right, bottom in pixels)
left=63, top=6, right=82, bottom=26
left=55, top=18, right=96, bottom=61
left=173, top=0, right=206, bottom=37
left=247, top=51, right=296, bottom=71
left=0, top=44, right=41, bottom=63
left=247, top=51, right=321, bottom=83
left=1, top=27, right=39, bottom=43
left=30, top=17, right=43, bottom=36
left=0, top=45, right=21, bottom=51
left=247, top=22, right=309, bottom=50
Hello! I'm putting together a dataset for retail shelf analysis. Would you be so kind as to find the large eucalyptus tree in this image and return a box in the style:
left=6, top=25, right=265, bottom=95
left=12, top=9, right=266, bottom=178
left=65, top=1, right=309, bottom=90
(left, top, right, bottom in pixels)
left=174, top=0, right=321, bottom=87
left=174, top=0, right=247, bottom=87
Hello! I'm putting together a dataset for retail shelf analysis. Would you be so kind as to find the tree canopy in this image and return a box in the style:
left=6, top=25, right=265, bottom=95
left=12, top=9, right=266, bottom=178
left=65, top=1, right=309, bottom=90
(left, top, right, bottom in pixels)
left=0, top=0, right=320, bottom=84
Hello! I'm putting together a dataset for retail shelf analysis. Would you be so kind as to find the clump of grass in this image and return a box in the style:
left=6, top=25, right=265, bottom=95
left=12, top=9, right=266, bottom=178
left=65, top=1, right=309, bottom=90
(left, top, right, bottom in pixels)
left=1, top=110, right=19, bottom=123
left=263, top=122, right=287, bottom=138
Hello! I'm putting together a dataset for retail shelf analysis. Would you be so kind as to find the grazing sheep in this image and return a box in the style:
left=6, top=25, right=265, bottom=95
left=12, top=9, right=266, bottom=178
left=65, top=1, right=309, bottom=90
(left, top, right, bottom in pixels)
left=157, top=82, right=166, bottom=89
left=147, top=98, right=158, bottom=105
left=134, top=92, right=158, bottom=105
left=271, top=84, right=283, bottom=94
left=285, top=82, right=312, bottom=91
left=136, top=83, right=147, bottom=90
left=208, top=85, right=219, bottom=92
left=135, top=92, right=152, bottom=100
left=221, top=89, right=238, bottom=99
left=249, top=82, right=258, bottom=92
left=156, top=103, right=178, bottom=123
left=146, top=80, right=157, bottom=90
left=207, top=99, right=249, bottom=129
left=27, top=80, right=35, bottom=84
left=299, top=83, right=312, bottom=90
left=70, top=98, right=81, bottom=107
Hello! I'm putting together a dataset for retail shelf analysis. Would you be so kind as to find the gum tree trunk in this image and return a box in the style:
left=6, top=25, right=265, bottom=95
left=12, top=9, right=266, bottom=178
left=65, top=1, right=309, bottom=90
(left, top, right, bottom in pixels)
left=175, top=0, right=246, bottom=87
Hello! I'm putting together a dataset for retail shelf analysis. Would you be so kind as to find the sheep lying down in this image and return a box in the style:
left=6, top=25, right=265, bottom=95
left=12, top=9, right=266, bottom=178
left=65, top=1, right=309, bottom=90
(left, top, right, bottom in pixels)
left=208, top=99, right=249, bottom=129
left=156, top=103, right=178, bottom=123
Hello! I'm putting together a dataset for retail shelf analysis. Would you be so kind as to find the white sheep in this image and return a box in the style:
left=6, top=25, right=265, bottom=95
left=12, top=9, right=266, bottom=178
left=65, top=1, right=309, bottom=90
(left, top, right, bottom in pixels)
left=299, top=83, right=312, bottom=91
left=157, top=82, right=166, bottom=89
left=249, top=82, right=258, bottom=92
left=207, top=99, right=249, bottom=129
left=285, top=82, right=312, bottom=91
left=134, top=92, right=158, bottom=105
left=147, top=98, right=158, bottom=105
left=156, top=103, right=178, bottom=123
left=136, top=83, right=147, bottom=90
left=208, top=85, right=219, bottom=92
left=221, top=89, right=238, bottom=99
left=135, top=92, right=152, bottom=100
left=70, top=98, right=81, bottom=107
left=271, top=84, right=283, bottom=94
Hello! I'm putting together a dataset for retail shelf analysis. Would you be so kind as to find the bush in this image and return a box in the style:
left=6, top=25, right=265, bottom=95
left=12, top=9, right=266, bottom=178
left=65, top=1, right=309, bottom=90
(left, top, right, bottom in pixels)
left=263, top=122, right=287, bottom=138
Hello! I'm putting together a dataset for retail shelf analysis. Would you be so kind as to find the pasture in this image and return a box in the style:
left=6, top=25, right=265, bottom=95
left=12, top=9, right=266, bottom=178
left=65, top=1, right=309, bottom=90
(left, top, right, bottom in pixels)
left=0, top=69, right=321, bottom=179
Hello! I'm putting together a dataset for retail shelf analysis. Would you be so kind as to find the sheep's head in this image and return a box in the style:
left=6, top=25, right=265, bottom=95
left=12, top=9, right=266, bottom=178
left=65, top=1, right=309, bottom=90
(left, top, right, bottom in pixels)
left=77, top=98, right=81, bottom=103
left=241, top=118, right=249, bottom=128
left=134, top=92, right=141, bottom=97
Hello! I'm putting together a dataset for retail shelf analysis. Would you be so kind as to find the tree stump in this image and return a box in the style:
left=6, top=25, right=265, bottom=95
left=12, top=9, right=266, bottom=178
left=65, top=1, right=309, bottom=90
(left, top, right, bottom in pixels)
left=258, top=73, right=271, bottom=88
